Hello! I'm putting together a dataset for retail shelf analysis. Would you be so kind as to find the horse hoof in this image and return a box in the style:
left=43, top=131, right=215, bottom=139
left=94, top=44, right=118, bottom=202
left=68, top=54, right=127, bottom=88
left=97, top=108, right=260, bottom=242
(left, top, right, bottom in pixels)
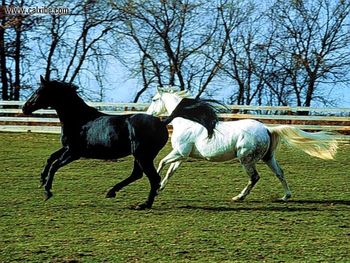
left=134, top=203, right=150, bottom=210
left=276, top=193, right=291, bottom=202
left=231, top=196, right=244, bottom=202
left=105, top=190, right=116, bottom=198
left=280, top=197, right=290, bottom=202
left=44, top=191, right=53, bottom=201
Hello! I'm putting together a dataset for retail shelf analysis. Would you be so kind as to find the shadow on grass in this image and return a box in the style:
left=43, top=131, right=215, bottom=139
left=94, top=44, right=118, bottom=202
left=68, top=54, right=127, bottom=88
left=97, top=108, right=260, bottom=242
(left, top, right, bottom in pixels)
left=33, top=198, right=350, bottom=213
left=285, top=199, right=350, bottom=206
left=175, top=199, right=350, bottom=212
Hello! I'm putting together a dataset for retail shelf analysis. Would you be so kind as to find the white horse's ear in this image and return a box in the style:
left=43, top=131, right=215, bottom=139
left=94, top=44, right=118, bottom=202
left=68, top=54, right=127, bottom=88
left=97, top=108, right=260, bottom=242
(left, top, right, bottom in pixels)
left=157, top=86, right=164, bottom=93
left=170, top=86, right=178, bottom=93
left=177, top=90, right=190, bottom=97
left=163, top=86, right=178, bottom=93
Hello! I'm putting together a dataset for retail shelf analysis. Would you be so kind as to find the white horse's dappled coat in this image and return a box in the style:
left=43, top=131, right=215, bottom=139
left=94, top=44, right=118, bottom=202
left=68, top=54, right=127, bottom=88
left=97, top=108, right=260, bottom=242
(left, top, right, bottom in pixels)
left=147, top=88, right=338, bottom=201
left=170, top=118, right=270, bottom=162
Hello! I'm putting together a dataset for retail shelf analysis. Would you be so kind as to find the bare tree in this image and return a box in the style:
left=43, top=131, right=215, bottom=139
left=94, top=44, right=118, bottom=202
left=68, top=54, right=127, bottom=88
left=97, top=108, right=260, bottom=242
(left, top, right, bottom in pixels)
left=0, top=0, right=121, bottom=101
left=32, top=1, right=120, bottom=100
left=62, top=3, right=117, bottom=84
left=2, top=0, right=350, bottom=105
left=219, top=0, right=272, bottom=105
left=267, top=0, right=350, bottom=108
left=0, top=0, right=39, bottom=100
left=0, top=0, right=9, bottom=100
left=111, top=0, right=230, bottom=101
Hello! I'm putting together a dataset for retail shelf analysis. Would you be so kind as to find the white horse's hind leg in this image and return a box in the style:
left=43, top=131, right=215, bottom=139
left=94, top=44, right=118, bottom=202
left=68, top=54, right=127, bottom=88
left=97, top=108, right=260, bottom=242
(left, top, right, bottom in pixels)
left=232, top=163, right=260, bottom=202
left=264, top=156, right=291, bottom=201
left=159, top=161, right=182, bottom=192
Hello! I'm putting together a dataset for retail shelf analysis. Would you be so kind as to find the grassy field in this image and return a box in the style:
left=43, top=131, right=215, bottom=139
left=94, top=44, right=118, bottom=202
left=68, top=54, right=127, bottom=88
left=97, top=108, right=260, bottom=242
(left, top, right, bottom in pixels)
left=0, top=132, right=349, bottom=262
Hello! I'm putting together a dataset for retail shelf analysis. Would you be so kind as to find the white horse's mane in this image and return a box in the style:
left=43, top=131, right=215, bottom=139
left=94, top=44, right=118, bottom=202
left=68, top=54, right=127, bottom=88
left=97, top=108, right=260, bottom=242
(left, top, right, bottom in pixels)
left=157, top=86, right=190, bottom=98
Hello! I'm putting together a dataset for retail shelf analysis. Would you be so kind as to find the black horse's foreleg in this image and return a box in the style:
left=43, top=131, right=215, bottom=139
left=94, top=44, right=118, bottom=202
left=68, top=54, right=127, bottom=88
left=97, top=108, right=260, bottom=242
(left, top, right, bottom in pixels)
left=40, top=147, right=66, bottom=187
left=44, top=150, right=77, bottom=200
left=134, top=158, right=161, bottom=210
left=106, top=160, right=143, bottom=198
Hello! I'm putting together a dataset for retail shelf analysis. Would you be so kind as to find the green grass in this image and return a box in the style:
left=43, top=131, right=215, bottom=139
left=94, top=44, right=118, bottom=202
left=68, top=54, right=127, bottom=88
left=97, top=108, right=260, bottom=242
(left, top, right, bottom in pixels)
left=0, top=132, right=349, bottom=262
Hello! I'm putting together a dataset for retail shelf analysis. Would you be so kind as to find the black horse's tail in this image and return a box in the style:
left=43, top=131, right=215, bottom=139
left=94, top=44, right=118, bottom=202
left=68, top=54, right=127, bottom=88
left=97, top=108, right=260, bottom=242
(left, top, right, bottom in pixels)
left=162, top=98, right=220, bottom=138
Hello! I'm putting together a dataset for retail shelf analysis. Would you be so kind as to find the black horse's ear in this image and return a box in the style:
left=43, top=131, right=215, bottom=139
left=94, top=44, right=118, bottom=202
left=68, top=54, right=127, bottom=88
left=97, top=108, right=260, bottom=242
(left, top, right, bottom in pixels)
left=40, top=75, right=46, bottom=84
left=70, top=83, right=79, bottom=90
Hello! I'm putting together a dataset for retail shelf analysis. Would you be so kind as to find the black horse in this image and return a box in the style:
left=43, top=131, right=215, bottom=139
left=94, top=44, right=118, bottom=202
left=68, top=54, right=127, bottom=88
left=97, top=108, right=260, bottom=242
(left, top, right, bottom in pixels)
left=23, top=76, right=171, bottom=210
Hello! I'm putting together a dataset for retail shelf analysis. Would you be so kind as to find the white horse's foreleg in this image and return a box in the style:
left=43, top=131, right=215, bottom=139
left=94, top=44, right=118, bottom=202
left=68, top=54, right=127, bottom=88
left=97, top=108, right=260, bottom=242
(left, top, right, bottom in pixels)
left=159, top=161, right=182, bottom=192
left=157, top=149, right=184, bottom=174
left=157, top=145, right=192, bottom=194
left=232, top=163, right=260, bottom=202
left=156, top=159, right=166, bottom=174
left=264, top=156, right=291, bottom=201
left=156, top=150, right=185, bottom=194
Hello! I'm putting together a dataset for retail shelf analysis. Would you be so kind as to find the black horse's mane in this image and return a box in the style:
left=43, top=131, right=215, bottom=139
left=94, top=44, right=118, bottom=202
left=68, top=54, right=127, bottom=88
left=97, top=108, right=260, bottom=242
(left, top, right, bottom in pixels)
left=164, top=98, right=220, bottom=138
left=49, top=80, right=79, bottom=91
left=44, top=79, right=102, bottom=121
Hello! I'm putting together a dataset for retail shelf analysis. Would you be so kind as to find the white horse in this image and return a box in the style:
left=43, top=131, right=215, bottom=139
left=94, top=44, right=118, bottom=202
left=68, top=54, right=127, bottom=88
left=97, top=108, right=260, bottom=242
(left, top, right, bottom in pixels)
left=147, top=87, right=338, bottom=202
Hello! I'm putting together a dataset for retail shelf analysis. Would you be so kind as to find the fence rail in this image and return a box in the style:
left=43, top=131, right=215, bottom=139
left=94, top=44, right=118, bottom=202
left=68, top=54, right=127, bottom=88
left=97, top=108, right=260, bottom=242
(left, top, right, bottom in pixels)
left=1, top=101, right=349, bottom=141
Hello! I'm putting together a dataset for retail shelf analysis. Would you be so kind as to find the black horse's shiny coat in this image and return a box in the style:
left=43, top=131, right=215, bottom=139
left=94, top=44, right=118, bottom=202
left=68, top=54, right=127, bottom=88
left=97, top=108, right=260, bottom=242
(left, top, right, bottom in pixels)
left=23, top=77, right=168, bottom=209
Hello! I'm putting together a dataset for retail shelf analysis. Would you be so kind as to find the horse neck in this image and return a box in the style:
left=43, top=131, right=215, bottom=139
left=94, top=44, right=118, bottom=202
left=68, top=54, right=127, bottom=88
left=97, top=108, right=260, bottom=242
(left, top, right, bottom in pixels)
left=162, top=93, right=182, bottom=114
left=162, top=94, right=193, bottom=129
left=55, top=95, right=100, bottom=126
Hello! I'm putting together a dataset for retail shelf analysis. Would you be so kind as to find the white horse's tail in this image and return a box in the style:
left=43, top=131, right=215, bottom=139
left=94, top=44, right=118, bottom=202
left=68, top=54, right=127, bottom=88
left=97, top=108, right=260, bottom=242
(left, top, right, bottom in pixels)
left=267, top=125, right=338, bottom=160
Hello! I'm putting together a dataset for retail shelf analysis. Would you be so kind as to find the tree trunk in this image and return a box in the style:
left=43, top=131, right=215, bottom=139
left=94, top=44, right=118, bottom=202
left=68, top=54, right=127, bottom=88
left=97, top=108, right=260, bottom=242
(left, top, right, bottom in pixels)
left=0, top=0, right=9, bottom=100
left=45, top=16, right=59, bottom=80
left=304, top=75, right=316, bottom=108
left=13, top=18, right=22, bottom=100
left=297, top=74, right=316, bottom=115
left=133, top=54, right=149, bottom=102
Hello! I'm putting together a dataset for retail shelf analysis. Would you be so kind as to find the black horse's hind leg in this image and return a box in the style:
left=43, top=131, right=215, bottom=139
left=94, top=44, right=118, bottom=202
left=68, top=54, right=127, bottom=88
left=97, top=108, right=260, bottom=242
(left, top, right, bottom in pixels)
left=125, top=116, right=166, bottom=209
left=40, top=147, right=66, bottom=187
left=134, top=158, right=161, bottom=210
left=106, top=160, right=143, bottom=198
left=44, top=150, right=77, bottom=200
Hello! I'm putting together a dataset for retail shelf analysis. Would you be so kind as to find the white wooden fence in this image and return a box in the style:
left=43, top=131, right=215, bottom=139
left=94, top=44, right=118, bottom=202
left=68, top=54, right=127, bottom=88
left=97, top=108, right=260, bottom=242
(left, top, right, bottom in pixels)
left=0, top=101, right=349, bottom=140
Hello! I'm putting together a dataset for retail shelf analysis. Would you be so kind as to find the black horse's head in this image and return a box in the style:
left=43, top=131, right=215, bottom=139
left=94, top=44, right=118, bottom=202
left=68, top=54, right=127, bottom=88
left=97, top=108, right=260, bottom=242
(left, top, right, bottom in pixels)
left=23, top=76, right=78, bottom=115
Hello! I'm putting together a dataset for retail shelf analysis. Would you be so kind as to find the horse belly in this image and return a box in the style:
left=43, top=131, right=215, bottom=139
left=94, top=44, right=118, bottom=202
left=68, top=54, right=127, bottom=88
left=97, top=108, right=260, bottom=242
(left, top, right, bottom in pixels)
left=192, top=139, right=237, bottom=162
left=203, top=151, right=235, bottom=162
left=82, top=121, right=131, bottom=159
left=82, top=144, right=130, bottom=159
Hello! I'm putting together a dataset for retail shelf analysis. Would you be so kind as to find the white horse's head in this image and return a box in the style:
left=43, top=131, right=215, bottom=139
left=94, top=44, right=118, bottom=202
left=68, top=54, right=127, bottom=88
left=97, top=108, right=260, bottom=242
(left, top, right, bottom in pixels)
left=147, top=86, right=190, bottom=116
